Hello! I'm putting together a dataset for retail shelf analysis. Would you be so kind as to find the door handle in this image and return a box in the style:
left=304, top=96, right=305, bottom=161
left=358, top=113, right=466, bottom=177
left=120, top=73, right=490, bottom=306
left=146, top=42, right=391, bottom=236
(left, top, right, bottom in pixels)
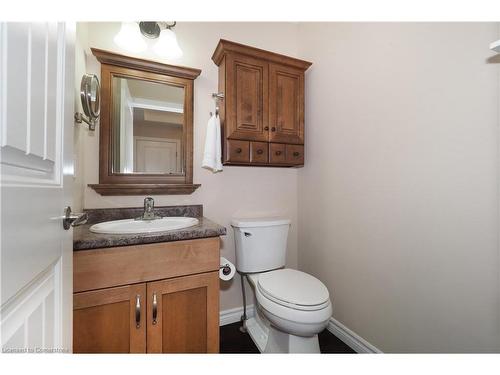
left=135, top=295, right=141, bottom=329
left=63, top=206, right=88, bottom=230
left=152, top=293, right=158, bottom=325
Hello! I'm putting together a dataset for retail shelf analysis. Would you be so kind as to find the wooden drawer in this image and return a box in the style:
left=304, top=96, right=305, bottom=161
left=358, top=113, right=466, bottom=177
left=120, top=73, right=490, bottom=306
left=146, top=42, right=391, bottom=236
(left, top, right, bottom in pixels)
left=269, top=143, right=286, bottom=164
left=73, top=237, right=220, bottom=293
left=250, top=141, right=268, bottom=164
left=226, top=140, right=249, bottom=163
left=286, top=144, right=304, bottom=165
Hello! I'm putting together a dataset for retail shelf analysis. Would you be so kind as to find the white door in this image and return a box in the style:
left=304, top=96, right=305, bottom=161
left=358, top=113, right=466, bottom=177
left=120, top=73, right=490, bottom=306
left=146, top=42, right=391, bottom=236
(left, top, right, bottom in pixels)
left=134, top=137, right=181, bottom=174
left=0, top=22, right=74, bottom=353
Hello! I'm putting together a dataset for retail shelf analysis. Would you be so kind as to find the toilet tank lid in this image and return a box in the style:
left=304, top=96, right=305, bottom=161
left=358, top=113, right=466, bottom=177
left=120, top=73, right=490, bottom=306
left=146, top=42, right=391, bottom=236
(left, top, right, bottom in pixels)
left=231, top=217, right=291, bottom=228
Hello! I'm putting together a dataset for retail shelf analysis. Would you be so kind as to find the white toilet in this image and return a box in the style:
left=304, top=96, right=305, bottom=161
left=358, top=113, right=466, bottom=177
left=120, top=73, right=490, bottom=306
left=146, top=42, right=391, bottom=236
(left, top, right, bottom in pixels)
left=232, top=218, right=332, bottom=353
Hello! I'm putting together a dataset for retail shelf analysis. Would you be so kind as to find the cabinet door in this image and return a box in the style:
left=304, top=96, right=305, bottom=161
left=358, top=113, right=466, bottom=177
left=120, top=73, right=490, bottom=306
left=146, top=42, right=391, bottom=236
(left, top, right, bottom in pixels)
left=225, top=53, right=269, bottom=141
left=73, top=284, right=146, bottom=353
left=269, top=63, right=304, bottom=144
left=147, top=272, right=219, bottom=353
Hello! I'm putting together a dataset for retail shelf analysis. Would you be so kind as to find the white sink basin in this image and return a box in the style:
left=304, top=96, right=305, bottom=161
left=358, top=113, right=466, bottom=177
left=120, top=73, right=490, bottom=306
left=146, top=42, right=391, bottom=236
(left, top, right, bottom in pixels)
left=89, top=217, right=199, bottom=234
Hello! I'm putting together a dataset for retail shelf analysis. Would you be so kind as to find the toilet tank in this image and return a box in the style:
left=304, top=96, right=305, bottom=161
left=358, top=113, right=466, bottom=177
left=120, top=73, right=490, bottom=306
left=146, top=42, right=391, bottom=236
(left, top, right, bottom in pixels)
left=231, top=218, right=291, bottom=273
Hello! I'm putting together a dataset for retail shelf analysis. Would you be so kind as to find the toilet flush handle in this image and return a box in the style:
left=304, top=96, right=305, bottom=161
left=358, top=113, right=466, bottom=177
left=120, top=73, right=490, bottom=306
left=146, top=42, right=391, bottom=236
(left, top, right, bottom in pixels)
left=243, top=232, right=252, bottom=237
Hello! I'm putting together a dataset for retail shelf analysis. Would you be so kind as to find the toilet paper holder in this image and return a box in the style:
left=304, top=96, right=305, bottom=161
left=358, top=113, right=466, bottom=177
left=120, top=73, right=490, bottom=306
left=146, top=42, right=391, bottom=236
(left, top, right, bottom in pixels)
left=220, top=263, right=232, bottom=276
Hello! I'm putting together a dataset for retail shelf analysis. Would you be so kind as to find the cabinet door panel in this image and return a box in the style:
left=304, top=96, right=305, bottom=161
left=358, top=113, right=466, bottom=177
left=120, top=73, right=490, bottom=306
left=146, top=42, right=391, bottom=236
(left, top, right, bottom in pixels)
left=225, top=54, right=268, bottom=141
left=162, top=287, right=207, bottom=353
left=73, top=284, right=146, bottom=353
left=147, top=272, right=219, bottom=353
left=269, top=64, right=304, bottom=144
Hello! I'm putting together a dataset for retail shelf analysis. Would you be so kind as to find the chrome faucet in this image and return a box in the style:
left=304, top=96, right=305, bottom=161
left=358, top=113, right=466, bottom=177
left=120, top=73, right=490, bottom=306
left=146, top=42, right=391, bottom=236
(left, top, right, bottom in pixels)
left=136, top=197, right=161, bottom=221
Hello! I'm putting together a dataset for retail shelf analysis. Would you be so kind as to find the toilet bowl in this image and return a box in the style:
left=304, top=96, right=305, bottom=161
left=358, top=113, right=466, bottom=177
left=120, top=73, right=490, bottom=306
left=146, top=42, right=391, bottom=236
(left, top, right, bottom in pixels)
left=245, top=269, right=332, bottom=353
left=231, top=216, right=332, bottom=353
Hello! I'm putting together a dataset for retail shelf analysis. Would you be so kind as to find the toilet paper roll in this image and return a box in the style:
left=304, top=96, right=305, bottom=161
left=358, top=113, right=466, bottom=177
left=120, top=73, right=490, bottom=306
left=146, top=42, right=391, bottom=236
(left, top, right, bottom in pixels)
left=219, top=257, right=236, bottom=281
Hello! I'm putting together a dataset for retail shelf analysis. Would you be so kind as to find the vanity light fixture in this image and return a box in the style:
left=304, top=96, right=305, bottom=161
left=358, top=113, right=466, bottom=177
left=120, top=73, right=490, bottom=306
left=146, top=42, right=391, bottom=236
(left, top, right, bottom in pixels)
left=114, top=21, right=183, bottom=59
left=114, top=22, right=147, bottom=53
left=152, top=25, right=183, bottom=59
left=142, top=21, right=183, bottom=59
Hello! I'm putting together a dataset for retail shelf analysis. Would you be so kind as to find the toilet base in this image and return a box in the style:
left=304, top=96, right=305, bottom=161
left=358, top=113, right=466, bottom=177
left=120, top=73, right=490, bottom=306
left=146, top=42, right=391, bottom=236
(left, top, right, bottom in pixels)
left=245, top=308, right=321, bottom=353
left=265, top=326, right=320, bottom=353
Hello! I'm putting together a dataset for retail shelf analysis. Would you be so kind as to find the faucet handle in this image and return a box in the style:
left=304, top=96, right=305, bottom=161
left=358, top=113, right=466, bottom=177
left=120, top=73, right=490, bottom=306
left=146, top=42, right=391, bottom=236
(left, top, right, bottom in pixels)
left=144, top=197, right=154, bottom=210
left=139, top=197, right=160, bottom=221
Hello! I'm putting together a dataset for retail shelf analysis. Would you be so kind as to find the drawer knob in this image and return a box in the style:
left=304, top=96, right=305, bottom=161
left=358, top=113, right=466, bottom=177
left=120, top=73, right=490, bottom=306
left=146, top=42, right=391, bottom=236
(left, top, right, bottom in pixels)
left=264, top=126, right=269, bottom=131
left=235, top=148, right=242, bottom=154
left=256, top=149, right=263, bottom=155
left=293, top=151, right=300, bottom=157
left=271, top=127, right=276, bottom=132
left=275, top=150, right=282, bottom=156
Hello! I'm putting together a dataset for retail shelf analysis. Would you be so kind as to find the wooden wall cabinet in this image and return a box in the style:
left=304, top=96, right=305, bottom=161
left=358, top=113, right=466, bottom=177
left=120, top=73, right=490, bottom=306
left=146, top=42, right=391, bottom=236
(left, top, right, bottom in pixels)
left=212, top=40, right=312, bottom=167
left=73, top=238, right=220, bottom=353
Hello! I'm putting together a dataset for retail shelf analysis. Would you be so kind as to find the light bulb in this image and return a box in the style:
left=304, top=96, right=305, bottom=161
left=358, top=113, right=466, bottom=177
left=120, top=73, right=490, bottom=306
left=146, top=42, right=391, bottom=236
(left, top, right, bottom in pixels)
left=152, top=28, right=183, bottom=59
left=113, top=22, right=147, bottom=53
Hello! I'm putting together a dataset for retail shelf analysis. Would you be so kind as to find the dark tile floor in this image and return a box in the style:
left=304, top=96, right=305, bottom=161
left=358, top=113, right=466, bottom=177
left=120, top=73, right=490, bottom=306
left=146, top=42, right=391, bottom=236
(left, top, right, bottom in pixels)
left=220, top=322, right=355, bottom=354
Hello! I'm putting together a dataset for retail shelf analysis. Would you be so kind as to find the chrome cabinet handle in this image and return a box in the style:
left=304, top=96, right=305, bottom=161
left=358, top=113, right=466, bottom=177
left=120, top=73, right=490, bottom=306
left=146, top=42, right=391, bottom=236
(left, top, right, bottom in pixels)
left=135, top=295, right=141, bottom=329
left=63, top=206, right=88, bottom=230
left=152, top=293, right=158, bottom=325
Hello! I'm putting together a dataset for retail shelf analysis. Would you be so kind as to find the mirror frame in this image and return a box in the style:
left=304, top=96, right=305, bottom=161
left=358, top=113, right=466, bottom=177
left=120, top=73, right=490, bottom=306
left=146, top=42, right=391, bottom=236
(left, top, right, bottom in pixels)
left=88, top=48, right=201, bottom=195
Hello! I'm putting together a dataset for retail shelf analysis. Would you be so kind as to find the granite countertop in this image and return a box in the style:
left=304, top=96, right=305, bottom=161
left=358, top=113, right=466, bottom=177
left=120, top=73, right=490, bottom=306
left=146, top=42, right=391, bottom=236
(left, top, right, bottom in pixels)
left=73, top=205, right=226, bottom=251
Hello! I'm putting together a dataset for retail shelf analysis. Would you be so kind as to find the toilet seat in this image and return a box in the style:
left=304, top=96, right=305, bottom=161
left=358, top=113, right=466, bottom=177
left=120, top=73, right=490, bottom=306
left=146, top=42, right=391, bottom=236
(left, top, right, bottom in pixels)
left=247, top=269, right=333, bottom=339
left=257, top=269, right=330, bottom=311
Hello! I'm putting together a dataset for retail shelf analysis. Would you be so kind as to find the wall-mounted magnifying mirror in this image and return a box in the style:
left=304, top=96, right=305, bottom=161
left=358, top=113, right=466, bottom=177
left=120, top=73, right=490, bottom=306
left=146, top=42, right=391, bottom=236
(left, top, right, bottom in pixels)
left=75, top=74, right=101, bottom=131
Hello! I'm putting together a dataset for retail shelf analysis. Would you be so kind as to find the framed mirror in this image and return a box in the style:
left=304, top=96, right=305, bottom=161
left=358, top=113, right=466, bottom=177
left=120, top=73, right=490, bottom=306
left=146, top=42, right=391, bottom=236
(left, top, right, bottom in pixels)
left=88, top=48, right=201, bottom=195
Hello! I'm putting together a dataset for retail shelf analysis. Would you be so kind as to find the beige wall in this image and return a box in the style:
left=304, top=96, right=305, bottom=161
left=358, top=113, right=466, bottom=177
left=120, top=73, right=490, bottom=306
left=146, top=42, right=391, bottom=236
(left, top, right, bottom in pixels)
left=75, top=22, right=300, bottom=312
left=297, top=23, right=500, bottom=352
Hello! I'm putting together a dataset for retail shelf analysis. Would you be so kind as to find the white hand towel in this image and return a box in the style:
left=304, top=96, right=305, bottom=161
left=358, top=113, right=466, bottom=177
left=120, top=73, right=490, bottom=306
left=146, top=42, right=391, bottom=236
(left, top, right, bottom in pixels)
left=202, top=114, right=223, bottom=172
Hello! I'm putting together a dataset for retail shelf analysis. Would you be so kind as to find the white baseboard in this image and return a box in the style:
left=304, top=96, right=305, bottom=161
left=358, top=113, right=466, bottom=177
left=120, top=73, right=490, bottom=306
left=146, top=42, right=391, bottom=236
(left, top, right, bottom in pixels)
left=327, top=317, right=382, bottom=353
left=220, top=305, right=255, bottom=326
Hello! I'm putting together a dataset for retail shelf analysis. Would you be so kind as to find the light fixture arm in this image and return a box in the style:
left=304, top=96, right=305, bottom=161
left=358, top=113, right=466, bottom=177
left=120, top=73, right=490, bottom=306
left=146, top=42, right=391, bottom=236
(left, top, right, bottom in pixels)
left=163, top=21, right=176, bottom=30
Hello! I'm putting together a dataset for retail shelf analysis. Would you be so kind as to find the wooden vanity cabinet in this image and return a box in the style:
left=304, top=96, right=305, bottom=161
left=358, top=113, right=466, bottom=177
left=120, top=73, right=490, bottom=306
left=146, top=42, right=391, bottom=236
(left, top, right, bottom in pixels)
left=73, top=284, right=147, bottom=353
left=212, top=39, right=311, bottom=167
left=73, top=238, right=220, bottom=353
left=146, top=272, right=219, bottom=353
